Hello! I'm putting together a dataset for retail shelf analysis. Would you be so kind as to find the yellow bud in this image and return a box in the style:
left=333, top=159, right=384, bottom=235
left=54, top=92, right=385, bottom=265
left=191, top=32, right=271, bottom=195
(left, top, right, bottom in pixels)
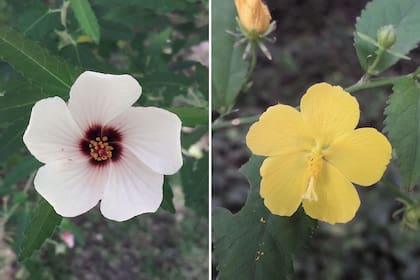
left=235, top=0, right=272, bottom=34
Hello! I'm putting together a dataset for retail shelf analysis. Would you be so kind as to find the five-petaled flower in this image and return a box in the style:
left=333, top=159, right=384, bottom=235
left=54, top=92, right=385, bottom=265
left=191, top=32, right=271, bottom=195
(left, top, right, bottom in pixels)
left=246, top=83, right=392, bottom=224
left=23, top=71, right=183, bottom=222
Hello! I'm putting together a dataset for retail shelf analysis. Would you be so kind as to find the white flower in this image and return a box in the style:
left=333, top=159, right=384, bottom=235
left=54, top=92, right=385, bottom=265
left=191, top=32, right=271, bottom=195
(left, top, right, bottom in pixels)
left=23, top=71, right=183, bottom=221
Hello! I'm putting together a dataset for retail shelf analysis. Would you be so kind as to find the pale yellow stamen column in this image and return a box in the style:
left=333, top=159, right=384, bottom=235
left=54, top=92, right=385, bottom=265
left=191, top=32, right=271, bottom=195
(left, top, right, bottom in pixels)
left=303, top=152, right=324, bottom=201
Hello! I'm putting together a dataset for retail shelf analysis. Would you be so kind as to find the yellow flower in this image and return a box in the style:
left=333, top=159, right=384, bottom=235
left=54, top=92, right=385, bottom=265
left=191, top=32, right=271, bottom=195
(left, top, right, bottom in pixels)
left=234, top=0, right=272, bottom=34
left=246, top=83, right=392, bottom=224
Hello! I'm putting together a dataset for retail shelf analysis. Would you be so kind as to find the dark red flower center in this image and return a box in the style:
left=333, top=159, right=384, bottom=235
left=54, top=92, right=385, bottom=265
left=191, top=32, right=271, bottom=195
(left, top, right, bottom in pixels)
left=80, top=125, right=122, bottom=166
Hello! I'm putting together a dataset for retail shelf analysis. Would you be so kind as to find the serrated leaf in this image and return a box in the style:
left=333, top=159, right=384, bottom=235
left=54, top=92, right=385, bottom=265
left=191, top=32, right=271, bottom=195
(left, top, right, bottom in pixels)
left=213, top=156, right=316, bottom=280
left=166, top=107, right=208, bottom=127
left=212, top=0, right=249, bottom=113
left=181, top=153, right=208, bottom=217
left=354, top=0, right=420, bottom=73
left=18, top=197, right=62, bottom=262
left=160, top=180, right=176, bottom=213
left=70, top=0, right=100, bottom=44
left=384, top=77, right=420, bottom=188
left=0, top=25, right=82, bottom=97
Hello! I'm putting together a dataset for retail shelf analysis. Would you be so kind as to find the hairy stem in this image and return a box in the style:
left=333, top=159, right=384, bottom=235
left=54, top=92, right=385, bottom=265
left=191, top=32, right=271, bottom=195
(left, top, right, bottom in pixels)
left=346, top=73, right=413, bottom=93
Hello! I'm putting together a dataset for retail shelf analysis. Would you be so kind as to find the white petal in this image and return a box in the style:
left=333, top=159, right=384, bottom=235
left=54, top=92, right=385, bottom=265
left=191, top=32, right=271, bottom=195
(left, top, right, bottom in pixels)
left=23, top=97, right=84, bottom=164
left=68, top=71, right=142, bottom=131
left=100, top=151, right=163, bottom=222
left=34, top=159, right=107, bottom=217
left=109, top=107, right=183, bottom=174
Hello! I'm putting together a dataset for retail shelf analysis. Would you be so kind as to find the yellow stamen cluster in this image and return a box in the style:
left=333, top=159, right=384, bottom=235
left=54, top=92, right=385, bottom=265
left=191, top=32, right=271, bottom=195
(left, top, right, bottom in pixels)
left=303, top=152, right=324, bottom=201
left=89, top=136, right=114, bottom=161
left=307, top=153, right=324, bottom=178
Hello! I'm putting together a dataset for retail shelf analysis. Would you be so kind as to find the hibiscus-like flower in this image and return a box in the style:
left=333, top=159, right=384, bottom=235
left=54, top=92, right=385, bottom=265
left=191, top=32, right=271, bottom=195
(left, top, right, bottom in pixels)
left=23, top=71, right=183, bottom=221
left=246, top=83, right=392, bottom=224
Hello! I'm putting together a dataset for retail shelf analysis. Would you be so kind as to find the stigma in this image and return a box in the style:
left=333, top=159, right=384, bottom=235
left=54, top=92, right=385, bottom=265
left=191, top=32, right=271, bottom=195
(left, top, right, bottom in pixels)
left=303, top=152, right=324, bottom=201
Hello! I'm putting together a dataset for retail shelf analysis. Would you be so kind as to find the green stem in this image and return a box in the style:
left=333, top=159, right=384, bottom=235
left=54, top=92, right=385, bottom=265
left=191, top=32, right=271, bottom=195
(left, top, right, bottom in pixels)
left=346, top=73, right=413, bottom=93
left=217, top=42, right=258, bottom=115
left=244, top=41, right=258, bottom=85
left=381, top=179, right=414, bottom=205
left=366, top=48, right=385, bottom=77
left=212, top=115, right=260, bottom=130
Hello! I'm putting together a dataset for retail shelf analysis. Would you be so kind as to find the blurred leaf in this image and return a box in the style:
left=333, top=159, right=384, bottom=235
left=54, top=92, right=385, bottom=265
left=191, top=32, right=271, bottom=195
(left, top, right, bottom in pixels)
left=167, top=107, right=208, bottom=127
left=70, top=0, right=100, bottom=44
left=160, top=180, right=176, bottom=213
left=384, top=77, right=420, bottom=188
left=0, top=82, right=45, bottom=162
left=213, top=156, right=316, bottom=280
left=0, top=118, right=28, bottom=162
left=18, top=197, right=62, bottom=262
left=354, top=0, right=420, bottom=73
left=1, top=158, right=40, bottom=192
left=181, top=126, right=207, bottom=149
left=181, top=153, right=208, bottom=217
left=212, top=0, right=248, bottom=113
left=0, top=25, right=82, bottom=97
left=94, top=0, right=189, bottom=13
left=12, top=205, right=31, bottom=255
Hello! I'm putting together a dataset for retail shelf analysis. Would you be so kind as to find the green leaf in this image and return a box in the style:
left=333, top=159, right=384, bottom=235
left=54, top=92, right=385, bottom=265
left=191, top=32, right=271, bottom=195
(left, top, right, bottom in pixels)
left=95, top=0, right=189, bottom=13
left=212, top=0, right=249, bottom=113
left=181, top=153, right=208, bottom=217
left=12, top=205, right=31, bottom=255
left=160, top=180, right=176, bottom=213
left=213, top=156, right=316, bottom=280
left=18, top=197, right=62, bottom=262
left=0, top=82, right=45, bottom=162
left=384, top=77, right=420, bottom=188
left=0, top=25, right=82, bottom=97
left=166, top=107, right=208, bottom=127
left=0, top=157, right=40, bottom=196
left=354, top=0, right=420, bottom=73
left=70, top=0, right=100, bottom=44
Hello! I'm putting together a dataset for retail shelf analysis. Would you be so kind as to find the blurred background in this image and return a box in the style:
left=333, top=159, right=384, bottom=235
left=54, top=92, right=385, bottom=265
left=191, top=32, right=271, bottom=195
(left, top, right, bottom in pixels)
left=0, top=0, right=208, bottom=279
left=212, top=0, right=420, bottom=279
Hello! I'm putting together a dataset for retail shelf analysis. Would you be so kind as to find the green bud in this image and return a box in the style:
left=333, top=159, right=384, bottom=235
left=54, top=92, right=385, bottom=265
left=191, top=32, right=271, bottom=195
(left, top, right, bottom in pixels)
left=377, top=25, right=396, bottom=50
left=402, top=205, right=420, bottom=230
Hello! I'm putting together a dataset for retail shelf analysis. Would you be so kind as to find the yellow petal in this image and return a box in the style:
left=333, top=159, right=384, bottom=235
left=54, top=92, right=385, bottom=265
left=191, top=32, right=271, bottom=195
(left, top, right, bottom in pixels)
left=260, top=152, right=308, bottom=216
left=246, top=104, right=311, bottom=156
left=326, top=128, right=392, bottom=186
left=302, top=162, right=360, bottom=224
left=300, top=83, right=360, bottom=146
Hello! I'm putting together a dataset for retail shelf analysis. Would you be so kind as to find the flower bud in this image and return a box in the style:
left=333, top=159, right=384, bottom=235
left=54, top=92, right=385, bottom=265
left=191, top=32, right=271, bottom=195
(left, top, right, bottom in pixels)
left=235, top=0, right=272, bottom=34
left=377, top=25, right=396, bottom=50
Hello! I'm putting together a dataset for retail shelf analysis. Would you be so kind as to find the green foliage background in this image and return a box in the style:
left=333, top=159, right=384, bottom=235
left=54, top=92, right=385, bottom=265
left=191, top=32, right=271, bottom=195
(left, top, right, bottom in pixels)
left=0, top=0, right=208, bottom=279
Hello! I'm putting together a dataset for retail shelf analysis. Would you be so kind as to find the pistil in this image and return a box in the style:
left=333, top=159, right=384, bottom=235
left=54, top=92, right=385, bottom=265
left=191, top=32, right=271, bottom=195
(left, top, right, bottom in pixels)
left=303, top=152, right=324, bottom=201
left=89, top=136, right=114, bottom=161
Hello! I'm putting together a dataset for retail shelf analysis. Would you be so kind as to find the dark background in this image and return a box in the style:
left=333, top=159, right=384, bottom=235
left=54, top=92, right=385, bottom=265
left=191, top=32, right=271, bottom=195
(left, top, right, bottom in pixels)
left=213, top=0, right=420, bottom=279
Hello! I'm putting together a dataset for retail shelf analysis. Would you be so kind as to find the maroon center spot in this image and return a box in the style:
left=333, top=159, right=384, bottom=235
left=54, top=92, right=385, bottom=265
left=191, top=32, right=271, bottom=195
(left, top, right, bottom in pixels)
left=80, top=125, right=122, bottom=166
